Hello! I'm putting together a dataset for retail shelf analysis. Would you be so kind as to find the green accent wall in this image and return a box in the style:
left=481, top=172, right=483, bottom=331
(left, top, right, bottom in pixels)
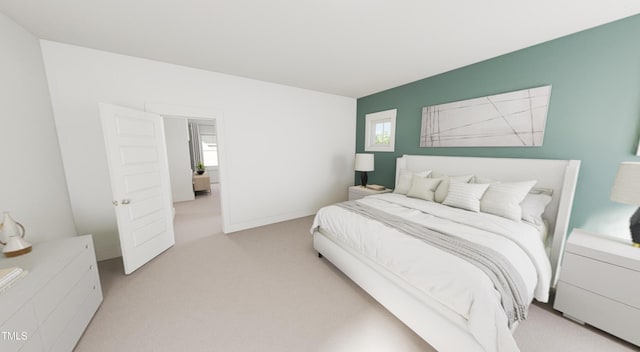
left=356, top=14, right=640, bottom=235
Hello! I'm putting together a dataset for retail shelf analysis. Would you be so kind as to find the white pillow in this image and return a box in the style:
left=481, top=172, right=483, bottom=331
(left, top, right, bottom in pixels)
left=443, top=182, right=490, bottom=212
left=521, top=193, right=552, bottom=225
left=430, top=172, right=474, bottom=203
left=406, top=176, right=442, bottom=202
left=394, top=169, right=431, bottom=194
left=480, top=181, right=537, bottom=221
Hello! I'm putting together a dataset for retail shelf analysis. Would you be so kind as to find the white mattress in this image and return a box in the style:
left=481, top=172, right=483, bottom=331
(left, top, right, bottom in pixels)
left=311, top=193, right=552, bottom=352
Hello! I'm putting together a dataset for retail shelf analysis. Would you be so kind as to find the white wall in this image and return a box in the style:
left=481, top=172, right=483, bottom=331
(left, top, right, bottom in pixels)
left=163, top=116, right=195, bottom=203
left=0, top=14, right=76, bottom=243
left=207, top=167, right=220, bottom=184
left=40, top=41, right=356, bottom=260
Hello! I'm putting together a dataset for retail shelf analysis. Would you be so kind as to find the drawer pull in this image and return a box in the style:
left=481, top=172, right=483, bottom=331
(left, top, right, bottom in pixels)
left=85, top=244, right=89, bottom=249
left=89, top=264, right=93, bottom=270
left=93, top=285, right=96, bottom=290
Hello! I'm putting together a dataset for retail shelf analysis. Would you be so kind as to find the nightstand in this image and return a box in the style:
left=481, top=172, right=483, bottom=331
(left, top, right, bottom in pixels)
left=554, top=228, right=640, bottom=346
left=193, top=171, right=211, bottom=192
left=348, top=185, right=392, bottom=201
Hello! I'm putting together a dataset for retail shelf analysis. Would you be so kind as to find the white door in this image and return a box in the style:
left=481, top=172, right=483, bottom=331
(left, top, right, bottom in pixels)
left=99, top=103, right=176, bottom=274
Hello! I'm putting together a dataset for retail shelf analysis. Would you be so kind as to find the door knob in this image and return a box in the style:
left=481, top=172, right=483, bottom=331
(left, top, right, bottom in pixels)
left=121, top=199, right=131, bottom=205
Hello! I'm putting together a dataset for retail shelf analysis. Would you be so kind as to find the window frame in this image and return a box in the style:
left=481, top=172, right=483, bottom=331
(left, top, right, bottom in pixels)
left=364, top=109, right=397, bottom=152
left=200, top=134, right=218, bottom=167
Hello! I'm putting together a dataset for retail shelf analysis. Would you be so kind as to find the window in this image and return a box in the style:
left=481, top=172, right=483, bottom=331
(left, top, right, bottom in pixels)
left=201, top=134, right=218, bottom=167
left=365, top=109, right=397, bottom=152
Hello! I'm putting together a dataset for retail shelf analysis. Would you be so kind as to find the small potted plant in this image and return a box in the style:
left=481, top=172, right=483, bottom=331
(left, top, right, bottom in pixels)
left=196, top=162, right=205, bottom=175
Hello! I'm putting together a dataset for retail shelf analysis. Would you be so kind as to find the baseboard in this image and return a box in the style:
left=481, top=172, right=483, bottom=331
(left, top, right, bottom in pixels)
left=95, top=243, right=122, bottom=261
left=224, top=209, right=316, bottom=234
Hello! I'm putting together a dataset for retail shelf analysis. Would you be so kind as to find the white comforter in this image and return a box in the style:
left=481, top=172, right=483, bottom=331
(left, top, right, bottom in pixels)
left=311, top=193, right=552, bottom=352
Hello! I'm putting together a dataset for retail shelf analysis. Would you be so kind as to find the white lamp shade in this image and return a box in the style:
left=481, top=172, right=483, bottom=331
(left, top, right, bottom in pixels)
left=354, top=153, right=374, bottom=172
left=611, top=162, right=640, bottom=206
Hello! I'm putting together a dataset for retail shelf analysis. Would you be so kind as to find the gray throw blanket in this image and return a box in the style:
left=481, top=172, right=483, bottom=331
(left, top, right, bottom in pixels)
left=336, top=201, right=528, bottom=327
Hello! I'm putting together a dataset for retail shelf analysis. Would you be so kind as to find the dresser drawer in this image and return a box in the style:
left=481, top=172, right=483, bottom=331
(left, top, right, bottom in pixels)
left=560, top=252, right=640, bottom=308
left=0, top=235, right=101, bottom=352
left=17, top=330, right=43, bottom=352
left=555, top=281, right=640, bottom=346
left=39, top=262, right=99, bottom=348
left=0, top=302, right=38, bottom=352
left=32, top=238, right=93, bottom=324
left=50, top=284, right=102, bottom=352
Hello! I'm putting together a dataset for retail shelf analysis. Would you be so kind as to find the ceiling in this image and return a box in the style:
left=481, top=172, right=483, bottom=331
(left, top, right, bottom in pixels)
left=1, top=1, right=639, bottom=98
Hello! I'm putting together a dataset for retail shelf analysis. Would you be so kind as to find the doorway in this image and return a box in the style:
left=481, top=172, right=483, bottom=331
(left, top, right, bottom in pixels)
left=146, top=103, right=227, bottom=238
left=188, top=118, right=220, bottom=187
left=163, top=117, right=220, bottom=194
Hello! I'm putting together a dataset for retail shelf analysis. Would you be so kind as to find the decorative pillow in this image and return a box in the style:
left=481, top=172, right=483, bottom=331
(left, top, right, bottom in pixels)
left=430, top=172, right=474, bottom=203
left=394, top=169, right=431, bottom=195
left=443, top=182, right=490, bottom=212
left=406, top=176, right=442, bottom=202
left=480, top=181, right=537, bottom=221
left=521, top=193, right=552, bottom=225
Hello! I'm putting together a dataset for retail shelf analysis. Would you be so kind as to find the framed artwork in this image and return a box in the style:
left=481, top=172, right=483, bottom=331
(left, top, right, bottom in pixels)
left=420, top=86, right=552, bottom=147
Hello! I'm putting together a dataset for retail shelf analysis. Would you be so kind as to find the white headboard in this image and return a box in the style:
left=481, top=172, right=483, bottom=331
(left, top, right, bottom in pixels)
left=395, top=155, right=581, bottom=288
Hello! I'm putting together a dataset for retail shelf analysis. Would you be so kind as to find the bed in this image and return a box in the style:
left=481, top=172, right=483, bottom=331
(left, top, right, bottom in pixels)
left=311, top=155, right=580, bottom=352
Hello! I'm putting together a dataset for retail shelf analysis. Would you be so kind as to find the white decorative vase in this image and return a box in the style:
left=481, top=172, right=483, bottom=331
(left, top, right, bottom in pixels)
left=0, top=212, right=32, bottom=257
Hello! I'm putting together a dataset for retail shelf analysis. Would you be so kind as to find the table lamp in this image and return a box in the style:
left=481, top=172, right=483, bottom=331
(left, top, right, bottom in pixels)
left=355, top=153, right=374, bottom=187
left=610, top=162, right=640, bottom=247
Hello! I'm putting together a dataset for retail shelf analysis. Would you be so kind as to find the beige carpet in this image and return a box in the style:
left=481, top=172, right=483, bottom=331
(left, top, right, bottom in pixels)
left=75, top=186, right=639, bottom=351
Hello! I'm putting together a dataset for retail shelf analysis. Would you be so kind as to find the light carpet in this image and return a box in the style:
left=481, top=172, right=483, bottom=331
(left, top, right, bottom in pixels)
left=75, top=186, right=639, bottom=351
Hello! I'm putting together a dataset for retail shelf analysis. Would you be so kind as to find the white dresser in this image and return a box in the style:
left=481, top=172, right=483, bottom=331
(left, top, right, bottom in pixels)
left=0, top=235, right=102, bottom=352
left=554, top=229, right=640, bottom=346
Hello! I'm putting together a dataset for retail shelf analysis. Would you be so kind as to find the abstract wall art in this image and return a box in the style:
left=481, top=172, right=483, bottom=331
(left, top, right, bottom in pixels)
left=420, top=85, right=552, bottom=147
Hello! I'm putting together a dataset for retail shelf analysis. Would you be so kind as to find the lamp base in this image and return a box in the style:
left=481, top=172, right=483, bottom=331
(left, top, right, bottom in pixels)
left=360, top=171, right=368, bottom=187
left=3, top=237, right=33, bottom=257
left=4, top=246, right=31, bottom=258
left=630, top=207, right=640, bottom=248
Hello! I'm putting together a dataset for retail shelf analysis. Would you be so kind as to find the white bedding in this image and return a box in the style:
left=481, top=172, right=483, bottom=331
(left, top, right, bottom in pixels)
left=311, top=193, right=552, bottom=352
